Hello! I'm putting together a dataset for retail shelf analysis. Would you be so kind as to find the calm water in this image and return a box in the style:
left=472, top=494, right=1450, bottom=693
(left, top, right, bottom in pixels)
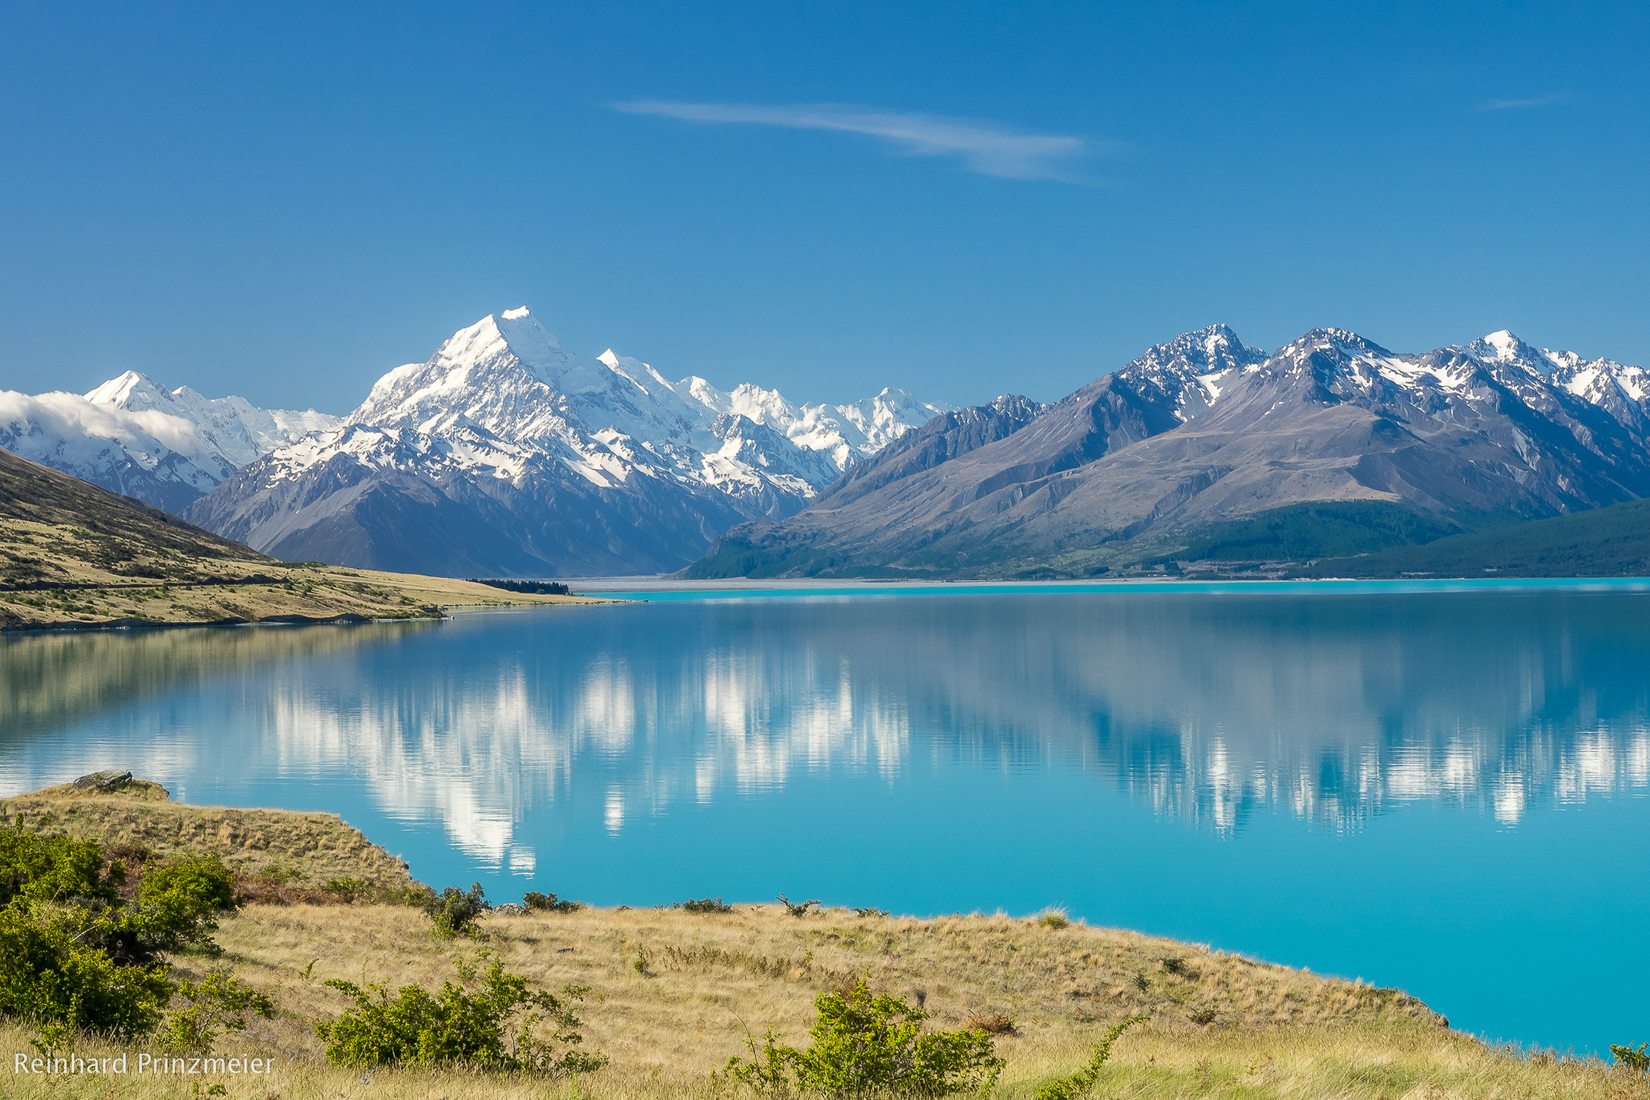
left=3, top=583, right=1648, bottom=1054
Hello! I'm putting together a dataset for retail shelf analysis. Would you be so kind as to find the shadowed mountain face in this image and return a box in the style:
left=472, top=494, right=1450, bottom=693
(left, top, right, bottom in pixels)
left=695, top=326, right=1650, bottom=577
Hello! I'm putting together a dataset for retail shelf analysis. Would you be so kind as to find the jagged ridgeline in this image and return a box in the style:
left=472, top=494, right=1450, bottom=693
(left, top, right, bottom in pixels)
left=693, top=327, right=1650, bottom=578
left=9, top=312, right=1650, bottom=579
left=1, top=308, right=950, bottom=577
left=182, top=308, right=950, bottom=577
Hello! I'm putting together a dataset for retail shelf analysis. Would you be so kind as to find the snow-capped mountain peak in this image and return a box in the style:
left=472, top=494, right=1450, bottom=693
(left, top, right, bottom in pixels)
left=1113, top=323, right=1269, bottom=420
left=1475, top=329, right=1528, bottom=363
left=188, top=308, right=955, bottom=576
left=2, top=371, right=342, bottom=513
left=84, top=369, right=171, bottom=408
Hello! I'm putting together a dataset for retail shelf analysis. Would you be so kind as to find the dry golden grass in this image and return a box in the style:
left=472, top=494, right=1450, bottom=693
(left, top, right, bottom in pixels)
left=0, top=781, right=418, bottom=902
left=0, top=518, right=593, bottom=629
left=0, top=474, right=596, bottom=629
left=2, top=784, right=1646, bottom=1098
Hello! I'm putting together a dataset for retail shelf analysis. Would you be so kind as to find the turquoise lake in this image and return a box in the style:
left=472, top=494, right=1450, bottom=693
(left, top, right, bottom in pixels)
left=3, top=582, right=1647, bottom=1054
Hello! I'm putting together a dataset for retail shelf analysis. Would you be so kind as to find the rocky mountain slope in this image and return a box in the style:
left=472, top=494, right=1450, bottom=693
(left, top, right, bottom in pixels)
left=0, top=372, right=338, bottom=513
left=188, top=308, right=950, bottom=576
left=694, top=325, right=1650, bottom=577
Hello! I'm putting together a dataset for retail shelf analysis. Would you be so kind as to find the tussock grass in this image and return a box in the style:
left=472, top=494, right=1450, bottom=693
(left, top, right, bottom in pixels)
left=0, top=524, right=593, bottom=628
left=2, top=785, right=1645, bottom=1099
left=0, top=781, right=418, bottom=903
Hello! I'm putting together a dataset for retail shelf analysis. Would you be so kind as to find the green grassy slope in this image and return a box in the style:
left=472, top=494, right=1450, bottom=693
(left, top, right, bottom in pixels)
left=1159, top=501, right=1465, bottom=564
left=1301, top=498, right=1650, bottom=578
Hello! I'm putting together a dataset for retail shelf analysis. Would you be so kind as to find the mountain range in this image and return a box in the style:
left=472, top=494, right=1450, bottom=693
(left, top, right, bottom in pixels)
left=693, top=325, right=1650, bottom=578
left=0, top=373, right=338, bottom=514
left=185, top=308, right=949, bottom=576
left=6, top=311, right=1648, bottom=580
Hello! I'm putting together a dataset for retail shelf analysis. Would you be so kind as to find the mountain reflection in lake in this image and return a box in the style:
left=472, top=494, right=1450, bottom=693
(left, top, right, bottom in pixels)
left=2, top=586, right=1646, bottom=1054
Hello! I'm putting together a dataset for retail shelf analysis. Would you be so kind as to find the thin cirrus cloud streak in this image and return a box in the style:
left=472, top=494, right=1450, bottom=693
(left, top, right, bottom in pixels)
left=1475, top=91, right=1576, bottom=112
left=614, top=100, right=1107, bottom=183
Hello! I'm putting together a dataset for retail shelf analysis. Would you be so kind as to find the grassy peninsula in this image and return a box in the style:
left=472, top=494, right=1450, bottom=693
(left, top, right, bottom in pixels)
left=0, top=448, right=587, bottom=629
left=1, top=780, right=1643, bottom=1099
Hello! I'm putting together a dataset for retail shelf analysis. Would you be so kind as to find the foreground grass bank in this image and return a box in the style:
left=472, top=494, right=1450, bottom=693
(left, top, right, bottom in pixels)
left=3, top=781, right=1644, bottom=1099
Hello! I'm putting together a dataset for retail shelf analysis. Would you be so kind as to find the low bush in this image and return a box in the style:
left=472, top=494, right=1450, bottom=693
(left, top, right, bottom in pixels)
left=0, top=828, right=118, bottom=907
left=962, top=1011, right=1016, bottom=1035
left=523, top=891, right=582, bottom=913
left=1159, top=954, right=1196, bottom=979
left=674, top=897, right=734, bottom=914
left=126, top=854, right=238, bottom=958
left=777, top=894, right=818, bottom=918
left=1034, top=1015, right=1144, bottom=1100
left=1036, top=909, right=1071, bottom=930
left=1614, top=1042, right=1650, bottom=1071
left=324, top=877, right=371, bottom=903
left=722, top=979, right=1002, bottom=1097
left=426, top=883, right=489, bottom=937
left=164, top=969, right=274, bottom=1051
left=315, top=956, right=604, bottom=1075
left=0, top=904, right=173, bottom=1039
left=0, top=826, right=252, bottom=1046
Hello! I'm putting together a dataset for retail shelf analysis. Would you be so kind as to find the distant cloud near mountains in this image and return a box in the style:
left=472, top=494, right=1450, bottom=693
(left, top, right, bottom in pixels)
left=1475, top=91, right=1576, bottom=112
left=613, top=99, right=1103, bottom=182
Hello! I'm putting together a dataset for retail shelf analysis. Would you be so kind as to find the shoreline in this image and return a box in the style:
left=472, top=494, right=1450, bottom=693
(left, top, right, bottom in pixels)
left=578, top=573, right=1650, bottom=596
left=0, top=566, right=601, bottom=634
left=4, top=778, right=1643, bottom=1098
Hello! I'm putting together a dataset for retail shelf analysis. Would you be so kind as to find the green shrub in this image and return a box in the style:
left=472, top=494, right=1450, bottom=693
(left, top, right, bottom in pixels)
left=674, top=897, right=734, bottom=914
left=1034, top=1015, right=1144, bottom=1100
left=1036, top=909, right=1070, bottom=930
left=164, top=969, right=274, bottom=1051
left=722, top=979, right=1002, bottom=1097
left=0, top=904, right=172, bottom=1039
left=0, top=827, right=120, bottom=907
left=0, top=828, right=249, bottom=1046
left=426, top=883, right=489, bottom=937
left=126, top=854, right=238, bottom=958
left=315, top=956, right=604, bottom=1075
left=523, top=891, right=582, bottom=913
left=324, top=877, right=371, bottom=903
left=1614, top=1042, right=1650, bottom=1072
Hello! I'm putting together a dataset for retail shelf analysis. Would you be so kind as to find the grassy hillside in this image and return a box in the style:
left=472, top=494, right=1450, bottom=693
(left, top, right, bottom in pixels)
left=2, top=780, right=1644, bottom=1099
left=697, top=497, right=1650, bottom=582
left=0, top=447, right=587, bottom=627
left=1302, top=497, right=1650, bottom=579
left=1159, top=501, right=1465, bottom=565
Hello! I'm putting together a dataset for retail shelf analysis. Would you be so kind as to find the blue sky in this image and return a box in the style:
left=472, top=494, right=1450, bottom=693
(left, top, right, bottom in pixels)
left=2, top=1, right=1646, bottom=411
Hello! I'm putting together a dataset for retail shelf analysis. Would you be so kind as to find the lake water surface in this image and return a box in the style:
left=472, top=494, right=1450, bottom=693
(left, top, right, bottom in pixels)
left=3, top=582, right=1647, bottom=1054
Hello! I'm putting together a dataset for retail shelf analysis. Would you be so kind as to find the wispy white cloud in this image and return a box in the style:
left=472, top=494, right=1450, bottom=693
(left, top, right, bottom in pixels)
left=1475, top=91, right=1576, bottom=112
left=614, top=100, right=1107, bottom=183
